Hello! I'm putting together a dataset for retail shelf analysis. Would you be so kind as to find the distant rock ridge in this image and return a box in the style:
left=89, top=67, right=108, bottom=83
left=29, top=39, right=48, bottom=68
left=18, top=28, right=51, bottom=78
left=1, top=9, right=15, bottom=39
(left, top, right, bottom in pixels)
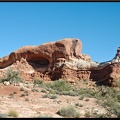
left=0, top=38, right=120, bottom=86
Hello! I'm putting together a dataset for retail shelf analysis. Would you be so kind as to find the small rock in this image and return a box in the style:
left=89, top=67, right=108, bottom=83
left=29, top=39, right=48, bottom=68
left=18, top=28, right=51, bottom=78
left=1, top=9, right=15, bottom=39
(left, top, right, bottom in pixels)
left=3, top=81, right=10, bottom=86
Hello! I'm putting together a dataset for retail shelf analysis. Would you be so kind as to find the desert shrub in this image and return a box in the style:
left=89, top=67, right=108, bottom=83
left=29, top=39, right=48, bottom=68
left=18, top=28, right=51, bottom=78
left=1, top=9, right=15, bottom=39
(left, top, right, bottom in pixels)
left=57, top=105, right=80, bottom=118
left=20, top=93, right=26, bottom=97
left=84, top=109, right=91, bottom=118
left=113, top=78, right=120, bottom=87
left=46, top=79, right=73, bottom=93
left=34, top=89, right=39, bottom=92
left=112, top=107, right=120, bottom=118
left=31, top=88, right=39, bottom=92
left=8, top=93, right=14, bottom=98
left=0, top=78, right=3, bottom=83
left=116, top=93, right=120, bottom=102
left=102, top=98, right=120, bottom=118
left=94, top=85, right=120, bottom=118
left=98, top=85, right=110, bottom=96
left=79, top=95, right=84, bottom=100
left=8, top=109, right=19, bottom=117
left=48, top=89, right=57, bottom=94
left=1, top=69, right=23, bottom=83
left=59, top=90, right=78, bottom=96
left=34, top=79, right=43, bottom=85
left=20, top=87, right=25, bottom=91
left=41, top=89, right=47, bottom=93
left=60, top=91, right=70, bottom=95
left=24, top=91, right=29, bottom=96
left=96, top=85, right=120, bottom=101
left=68, top=91, right=79, bottom=96
left=0, top=113, right=8, bottom=118
left=77, top=88, right=93, bottom=96
left=42, top=94, right=57, bottom=99
left=49, top=94, right=58, bottom=99
left=75, top=103, right=83, bottom=107
left=20, top=91, right=29, bottom=97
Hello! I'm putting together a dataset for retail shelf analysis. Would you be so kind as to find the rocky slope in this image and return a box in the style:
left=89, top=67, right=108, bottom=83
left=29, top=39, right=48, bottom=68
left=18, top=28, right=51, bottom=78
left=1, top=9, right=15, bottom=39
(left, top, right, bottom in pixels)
left=0, top=38, right=120, bottom=86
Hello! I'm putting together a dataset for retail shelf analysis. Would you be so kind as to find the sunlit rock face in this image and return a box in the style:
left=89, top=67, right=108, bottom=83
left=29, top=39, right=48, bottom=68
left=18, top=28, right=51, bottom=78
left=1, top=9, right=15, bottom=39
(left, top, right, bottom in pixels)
left=0, top=38, right=96, bottom=72
left=0, top=38, right=95, bottom=81
left=99, top=47, right=120, bottom=68
left=0, top=38, right=119, bottom=86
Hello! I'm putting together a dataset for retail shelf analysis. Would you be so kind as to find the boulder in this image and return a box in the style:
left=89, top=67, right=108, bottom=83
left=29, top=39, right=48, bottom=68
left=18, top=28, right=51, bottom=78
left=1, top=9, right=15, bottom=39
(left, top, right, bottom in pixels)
left=3, top=81, right=10, bottom=86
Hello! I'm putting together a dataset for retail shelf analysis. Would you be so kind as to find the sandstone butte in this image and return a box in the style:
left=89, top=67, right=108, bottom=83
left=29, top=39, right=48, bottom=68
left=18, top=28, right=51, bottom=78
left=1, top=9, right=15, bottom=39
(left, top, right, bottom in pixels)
left=0, top=38, right=120, bottom=86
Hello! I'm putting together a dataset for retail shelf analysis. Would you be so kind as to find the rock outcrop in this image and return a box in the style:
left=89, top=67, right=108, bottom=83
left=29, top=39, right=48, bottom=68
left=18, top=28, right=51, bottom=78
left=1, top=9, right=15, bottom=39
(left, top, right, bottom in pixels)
left=0, top=38, right=120, bottom=86
left=0, top=38, right=92, bottom=69
left=90, top=47, right=120, bottom=86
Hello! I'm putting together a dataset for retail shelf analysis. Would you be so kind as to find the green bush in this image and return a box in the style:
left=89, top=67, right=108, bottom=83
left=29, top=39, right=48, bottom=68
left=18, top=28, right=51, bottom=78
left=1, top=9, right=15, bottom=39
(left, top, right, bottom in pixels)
left=95, top=85, right=120, bottom=118
left=68, top=91, right=79, bottom=96
left=49, top=94, right=58, bottom=99
left=60, top=91, right=70, bottom=95
left=8, top=109, right=19, bottom=117
left=113, top=78, right=120, bottom=87
left=34, top=79, right=43, bottom=85
left=77, top=88, right=93, bottom=96
left=57, top=105, right=80, bottom=118
left=41, top=89, right=47, bottom=93
left=31, top=88, right=39, bottom=92
left=79, top=95, right=84, bottom=100
left=59, top=90, right=79, bottom=96
left=42, top=94, right=57, bottom=99
left=75, top=103, right=83, bottom=107
left=1, top=69, right=23, bottom=83
left=46, top=79, right=73, bottom=93
left=84, top=110, right=91, bottom=118
left=0, top=78, right=3, bottom=83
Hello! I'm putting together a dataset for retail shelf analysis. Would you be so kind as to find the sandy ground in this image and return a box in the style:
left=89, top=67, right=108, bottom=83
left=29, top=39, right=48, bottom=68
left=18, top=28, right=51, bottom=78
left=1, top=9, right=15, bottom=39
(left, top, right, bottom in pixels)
left=0, top=82, right=106, bottom=118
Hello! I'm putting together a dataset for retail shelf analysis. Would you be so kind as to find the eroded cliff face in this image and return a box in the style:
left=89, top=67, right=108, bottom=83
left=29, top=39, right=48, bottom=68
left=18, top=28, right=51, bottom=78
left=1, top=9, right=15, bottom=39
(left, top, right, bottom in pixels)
left=91, top=47, right=120, bottom=86
left=0, top=38, right=120, bottom=86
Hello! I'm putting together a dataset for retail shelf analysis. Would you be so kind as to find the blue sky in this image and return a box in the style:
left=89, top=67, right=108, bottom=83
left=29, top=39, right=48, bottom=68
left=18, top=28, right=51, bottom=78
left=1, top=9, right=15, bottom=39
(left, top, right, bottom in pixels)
left=0, top=2, right=120, bottom=63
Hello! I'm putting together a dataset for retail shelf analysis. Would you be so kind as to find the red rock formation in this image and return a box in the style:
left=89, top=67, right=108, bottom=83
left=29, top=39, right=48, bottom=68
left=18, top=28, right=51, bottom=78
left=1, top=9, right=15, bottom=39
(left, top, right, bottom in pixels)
left=0, top=38, right=120, bottom=86
left=0, top=38, right=91, bottom=71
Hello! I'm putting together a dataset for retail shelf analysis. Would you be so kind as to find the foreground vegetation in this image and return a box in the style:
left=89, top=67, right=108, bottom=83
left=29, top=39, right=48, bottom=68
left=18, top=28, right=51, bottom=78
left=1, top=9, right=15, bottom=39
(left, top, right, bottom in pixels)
left=0, top=69, right=120, bottom=118
left=33, top=78, right=120, bottom=118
